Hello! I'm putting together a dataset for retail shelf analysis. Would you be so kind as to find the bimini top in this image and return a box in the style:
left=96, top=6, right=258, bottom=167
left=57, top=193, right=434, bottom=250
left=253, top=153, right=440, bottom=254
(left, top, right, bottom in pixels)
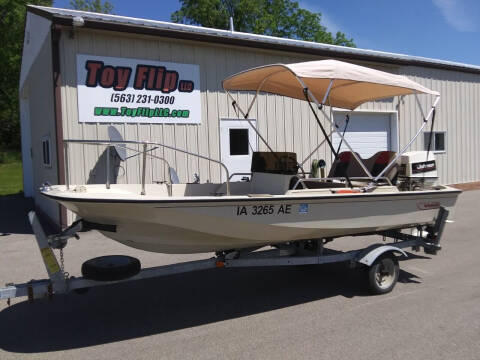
left=223, top=59, right=439, bottom=110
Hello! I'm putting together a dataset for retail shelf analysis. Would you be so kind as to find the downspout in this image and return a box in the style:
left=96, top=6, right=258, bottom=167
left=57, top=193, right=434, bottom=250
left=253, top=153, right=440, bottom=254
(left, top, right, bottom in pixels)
left=51, top=25, right=67, bottom=229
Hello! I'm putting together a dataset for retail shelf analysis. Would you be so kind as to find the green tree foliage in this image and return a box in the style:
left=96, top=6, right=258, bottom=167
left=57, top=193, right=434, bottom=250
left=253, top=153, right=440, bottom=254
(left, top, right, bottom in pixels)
left=0, top=0, right=52, bottom=149
left=171, top=0, right=355, bottom=47
left=69, top=0, right=113, bottom=13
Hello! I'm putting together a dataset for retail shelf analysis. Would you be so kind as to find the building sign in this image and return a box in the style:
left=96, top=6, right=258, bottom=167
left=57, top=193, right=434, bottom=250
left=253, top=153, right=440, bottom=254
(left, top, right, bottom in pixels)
left=76, top=54, right=201, bottom=124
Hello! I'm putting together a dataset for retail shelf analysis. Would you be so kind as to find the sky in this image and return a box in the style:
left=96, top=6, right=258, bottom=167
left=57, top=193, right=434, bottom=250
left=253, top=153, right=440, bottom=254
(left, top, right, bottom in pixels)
left=52, top=0, right=480, bottom=66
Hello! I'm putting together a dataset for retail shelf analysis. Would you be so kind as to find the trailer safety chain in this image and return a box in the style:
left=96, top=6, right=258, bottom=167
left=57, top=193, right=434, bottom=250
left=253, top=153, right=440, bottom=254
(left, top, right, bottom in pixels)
left=58, top=248, right=69, bottom=282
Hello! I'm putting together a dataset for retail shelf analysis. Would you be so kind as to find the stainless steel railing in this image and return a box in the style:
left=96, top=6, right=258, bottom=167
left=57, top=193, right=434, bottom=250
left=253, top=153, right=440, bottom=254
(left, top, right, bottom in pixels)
left=63, top=139, right=231, bottom=196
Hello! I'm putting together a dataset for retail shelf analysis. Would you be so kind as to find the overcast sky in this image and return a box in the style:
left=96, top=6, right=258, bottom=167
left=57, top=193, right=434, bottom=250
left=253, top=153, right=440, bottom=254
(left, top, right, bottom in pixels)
left=53, top=0, right=480, bottom=66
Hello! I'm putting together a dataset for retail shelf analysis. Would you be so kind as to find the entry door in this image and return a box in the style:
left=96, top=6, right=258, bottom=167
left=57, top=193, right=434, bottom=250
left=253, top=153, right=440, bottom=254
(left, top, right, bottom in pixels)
left=332, top=113, right=392, bottom=159
left=220, top=119, right=257, bottom=181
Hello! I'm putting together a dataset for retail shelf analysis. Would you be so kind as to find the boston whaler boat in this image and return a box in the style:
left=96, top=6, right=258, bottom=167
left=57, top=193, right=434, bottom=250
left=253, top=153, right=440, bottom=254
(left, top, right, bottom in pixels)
left=41, top=60, right=460, bottom=254
left=0, top=59, right=460, bottom=300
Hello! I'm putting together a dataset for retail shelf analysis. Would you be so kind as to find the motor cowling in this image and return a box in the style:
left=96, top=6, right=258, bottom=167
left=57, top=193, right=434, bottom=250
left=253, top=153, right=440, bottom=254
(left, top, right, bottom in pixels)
left=398, top=151, right=438, bottom=190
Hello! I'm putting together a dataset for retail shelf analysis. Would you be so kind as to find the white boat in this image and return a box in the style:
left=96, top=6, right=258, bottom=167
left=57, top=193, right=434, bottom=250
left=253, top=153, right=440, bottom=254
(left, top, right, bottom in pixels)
left=41, top=60, right=461, bottom=254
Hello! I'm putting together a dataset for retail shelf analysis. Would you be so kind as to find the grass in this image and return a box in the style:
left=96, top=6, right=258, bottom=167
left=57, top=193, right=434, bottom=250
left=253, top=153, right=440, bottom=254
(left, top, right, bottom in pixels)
left=0, top=150, right=23, bottom=196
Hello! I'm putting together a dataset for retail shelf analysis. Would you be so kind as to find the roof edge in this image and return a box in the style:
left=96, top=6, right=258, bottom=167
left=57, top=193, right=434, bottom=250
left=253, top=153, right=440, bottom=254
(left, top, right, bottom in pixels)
left=26, top=5, right=480, bottom=75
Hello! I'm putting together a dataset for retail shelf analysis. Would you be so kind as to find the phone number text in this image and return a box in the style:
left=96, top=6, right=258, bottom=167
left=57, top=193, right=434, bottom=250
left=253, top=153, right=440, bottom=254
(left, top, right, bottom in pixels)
left=110, top=93, right=175, bottom=105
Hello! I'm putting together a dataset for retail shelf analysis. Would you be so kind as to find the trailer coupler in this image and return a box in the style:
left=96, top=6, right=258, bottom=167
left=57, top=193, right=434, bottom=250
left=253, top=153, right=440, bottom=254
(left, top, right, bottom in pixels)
left=47, top=218, right=116, bottom=249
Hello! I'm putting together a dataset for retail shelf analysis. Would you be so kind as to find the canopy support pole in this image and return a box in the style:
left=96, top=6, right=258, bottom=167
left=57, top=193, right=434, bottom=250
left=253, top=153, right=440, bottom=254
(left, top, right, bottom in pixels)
left=226, top=86, right=307, bottom=176
left=299, top=111, right=352, bottom=167
left=300, top=124, right=339, bottom=166
left=295, top=77, right=374, bottom=180
left=373, top=95, right=440, bottom=182
left=225, top=73, right=280, bottom=156
left=226, top=91, right=275, bottom=154
left=414, top=93, right=426, bottom=120
left=317, top=106, right=373, bottom=179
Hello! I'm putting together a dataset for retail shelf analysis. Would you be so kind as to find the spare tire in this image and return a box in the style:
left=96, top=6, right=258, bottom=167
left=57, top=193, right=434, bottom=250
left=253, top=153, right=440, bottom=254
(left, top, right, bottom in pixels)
left=81, top=255, right=141, bottom=281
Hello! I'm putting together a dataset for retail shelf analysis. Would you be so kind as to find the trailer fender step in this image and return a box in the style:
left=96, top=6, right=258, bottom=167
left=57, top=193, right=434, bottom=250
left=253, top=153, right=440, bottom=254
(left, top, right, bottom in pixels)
left=356, top=245, right=407, bottom=266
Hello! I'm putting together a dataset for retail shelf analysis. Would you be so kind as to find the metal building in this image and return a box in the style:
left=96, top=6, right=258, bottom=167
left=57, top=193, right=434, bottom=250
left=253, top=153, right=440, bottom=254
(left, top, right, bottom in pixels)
left=20, top=6, right=480, bottom=228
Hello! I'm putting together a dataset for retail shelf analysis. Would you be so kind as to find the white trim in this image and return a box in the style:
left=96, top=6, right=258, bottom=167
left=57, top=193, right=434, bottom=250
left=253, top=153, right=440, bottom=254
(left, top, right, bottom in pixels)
left=424, top=130, right=446, bottom=154
left=19, top=13, right=51, bottom=91
left=19, top=96, right=34, bottom=197
left=219, top=118, right=258, bottom=181
left=42, top=135, right=52, bottom=168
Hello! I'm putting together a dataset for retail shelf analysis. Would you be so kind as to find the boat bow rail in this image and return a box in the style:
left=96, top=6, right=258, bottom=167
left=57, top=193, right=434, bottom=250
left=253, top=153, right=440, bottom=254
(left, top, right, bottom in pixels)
left=62, top=139, right=232, bottom=196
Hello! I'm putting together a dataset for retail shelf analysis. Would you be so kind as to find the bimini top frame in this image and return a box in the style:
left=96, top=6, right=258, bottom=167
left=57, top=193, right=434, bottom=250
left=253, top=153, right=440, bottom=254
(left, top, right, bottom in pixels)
left=222, top=59, right=440, bottom=185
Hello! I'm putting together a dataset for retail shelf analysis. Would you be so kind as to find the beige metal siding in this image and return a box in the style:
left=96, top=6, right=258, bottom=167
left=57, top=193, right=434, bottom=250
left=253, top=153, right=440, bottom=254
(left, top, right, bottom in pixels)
left=23, top=34, right=59, bottom=224
left=398, top=66, right=480, bottom=185
left=59, top=30, right=338, bottom=191
left=57, top=29, right=479, bottom=225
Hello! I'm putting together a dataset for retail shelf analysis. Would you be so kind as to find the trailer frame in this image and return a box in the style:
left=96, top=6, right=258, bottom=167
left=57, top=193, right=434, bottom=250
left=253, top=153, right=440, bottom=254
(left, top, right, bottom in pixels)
left=0, top=207, right=449, bottom=302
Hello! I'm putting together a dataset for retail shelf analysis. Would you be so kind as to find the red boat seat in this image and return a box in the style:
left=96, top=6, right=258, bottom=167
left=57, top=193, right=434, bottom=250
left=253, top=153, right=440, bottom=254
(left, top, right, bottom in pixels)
left=363, top=151, right=398, bottom=183
left=328, top=151, right=366, bottom=178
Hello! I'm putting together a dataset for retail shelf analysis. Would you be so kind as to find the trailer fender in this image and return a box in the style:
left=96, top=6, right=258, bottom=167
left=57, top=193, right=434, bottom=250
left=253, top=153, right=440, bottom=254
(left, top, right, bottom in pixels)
left=357, top=245, right=407, bottom=266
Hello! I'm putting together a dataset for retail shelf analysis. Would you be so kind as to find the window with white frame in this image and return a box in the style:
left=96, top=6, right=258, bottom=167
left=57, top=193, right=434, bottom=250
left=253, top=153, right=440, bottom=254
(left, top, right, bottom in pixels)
left=424, top=131, right=446, bottom=153
left=42, top=136, right=51, bottom=167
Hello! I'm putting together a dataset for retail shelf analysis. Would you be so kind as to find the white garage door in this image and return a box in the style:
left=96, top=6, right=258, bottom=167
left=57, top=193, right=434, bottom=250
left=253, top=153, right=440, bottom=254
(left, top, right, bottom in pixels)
left=332, top=113, right=392, bottom=159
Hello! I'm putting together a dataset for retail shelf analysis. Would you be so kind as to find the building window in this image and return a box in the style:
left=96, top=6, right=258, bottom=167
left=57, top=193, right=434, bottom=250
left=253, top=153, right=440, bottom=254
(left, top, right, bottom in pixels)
left=424, top=131, right=446, bottom=153
left=42, top=136, right=51, bottom=167
left=229, top=128, right=249, bottom=155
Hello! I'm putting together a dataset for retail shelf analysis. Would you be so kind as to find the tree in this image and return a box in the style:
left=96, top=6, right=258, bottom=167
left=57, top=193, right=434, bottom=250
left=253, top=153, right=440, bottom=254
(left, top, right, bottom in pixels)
left=171, top=0, right=355, bottom=47
left=0, top=0, right=52, bottom=150
left=69, top=0, right=113, bottom=13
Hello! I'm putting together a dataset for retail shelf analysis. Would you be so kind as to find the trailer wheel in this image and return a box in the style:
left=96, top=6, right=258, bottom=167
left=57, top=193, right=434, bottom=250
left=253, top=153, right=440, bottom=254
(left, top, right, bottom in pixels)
left=367, top=253, right=399, bottom=295
left=81, top=255, right=141, bottom=281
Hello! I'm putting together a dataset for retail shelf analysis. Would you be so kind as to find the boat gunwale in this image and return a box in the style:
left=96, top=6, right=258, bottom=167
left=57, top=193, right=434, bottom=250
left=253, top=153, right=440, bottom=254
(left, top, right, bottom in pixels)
left=41, top=188, right=461, bottom=204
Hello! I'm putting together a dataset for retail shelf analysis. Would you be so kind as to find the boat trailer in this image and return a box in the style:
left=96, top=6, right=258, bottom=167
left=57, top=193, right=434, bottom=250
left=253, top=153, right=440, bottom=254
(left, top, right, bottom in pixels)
left=0, top=207, right=449, bottom=302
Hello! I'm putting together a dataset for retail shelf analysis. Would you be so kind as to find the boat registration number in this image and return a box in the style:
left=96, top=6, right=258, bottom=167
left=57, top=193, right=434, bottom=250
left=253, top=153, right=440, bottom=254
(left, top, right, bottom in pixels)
left=236, top=204, right=292, bottom=216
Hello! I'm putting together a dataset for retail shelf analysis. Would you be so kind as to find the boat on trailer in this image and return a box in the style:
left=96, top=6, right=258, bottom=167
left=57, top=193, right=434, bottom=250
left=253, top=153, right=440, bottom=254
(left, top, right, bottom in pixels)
left=0, top=59, right=462, bottom=299
left=41, top=59, right=460, bottom=254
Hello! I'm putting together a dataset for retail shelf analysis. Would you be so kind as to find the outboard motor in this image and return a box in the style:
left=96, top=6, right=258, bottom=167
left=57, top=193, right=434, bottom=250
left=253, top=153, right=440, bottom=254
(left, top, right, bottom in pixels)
left=398, top=151, right=438, bottom=190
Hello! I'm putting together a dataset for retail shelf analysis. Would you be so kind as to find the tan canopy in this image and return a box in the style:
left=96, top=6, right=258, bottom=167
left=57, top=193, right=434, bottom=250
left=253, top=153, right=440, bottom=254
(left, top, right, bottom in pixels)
left=222, top=59, right=439, bottom=110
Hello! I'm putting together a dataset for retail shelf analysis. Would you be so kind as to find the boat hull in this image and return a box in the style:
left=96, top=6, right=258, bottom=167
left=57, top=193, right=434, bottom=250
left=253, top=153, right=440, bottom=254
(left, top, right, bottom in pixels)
left=44, top=187, right=460, bottom=253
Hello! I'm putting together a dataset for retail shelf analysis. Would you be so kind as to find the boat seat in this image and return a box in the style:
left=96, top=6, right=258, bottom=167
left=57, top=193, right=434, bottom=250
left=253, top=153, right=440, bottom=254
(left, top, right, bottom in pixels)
left=363, top=151, right=398, bottom=183
left=328, top=151, right=367, bottom=178
left=251, top=151, right=298, bottom=175
left=327, top=150, right=398, bottom=183
left=250, top=152, right=299, bottom=194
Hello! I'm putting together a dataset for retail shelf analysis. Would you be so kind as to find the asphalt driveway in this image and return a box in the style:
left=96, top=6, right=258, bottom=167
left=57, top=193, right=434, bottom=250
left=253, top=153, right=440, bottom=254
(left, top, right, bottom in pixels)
left=0, top=190, right=478, bottom=359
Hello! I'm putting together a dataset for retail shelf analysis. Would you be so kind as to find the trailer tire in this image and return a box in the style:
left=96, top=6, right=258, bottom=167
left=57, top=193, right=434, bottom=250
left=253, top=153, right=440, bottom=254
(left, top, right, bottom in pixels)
left=81, top=255, right=141, bottom=281
left=367, top=253, right=399, bottom=295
